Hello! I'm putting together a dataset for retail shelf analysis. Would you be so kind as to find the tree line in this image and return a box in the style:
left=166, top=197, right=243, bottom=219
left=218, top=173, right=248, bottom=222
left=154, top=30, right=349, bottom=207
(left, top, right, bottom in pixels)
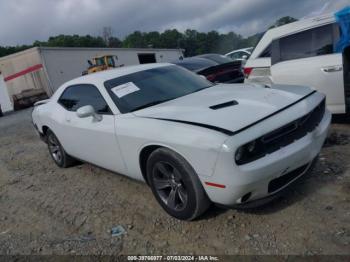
left=0, top=16, right=297, bottom=58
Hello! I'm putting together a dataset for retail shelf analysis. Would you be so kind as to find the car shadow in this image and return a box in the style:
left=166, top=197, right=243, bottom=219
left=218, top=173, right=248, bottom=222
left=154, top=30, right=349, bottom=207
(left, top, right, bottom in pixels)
left=332, top=114, right=350, bottom=124
left=200, top=204, right=229, bottom=220
left=239, top=182, right=309, bottom=215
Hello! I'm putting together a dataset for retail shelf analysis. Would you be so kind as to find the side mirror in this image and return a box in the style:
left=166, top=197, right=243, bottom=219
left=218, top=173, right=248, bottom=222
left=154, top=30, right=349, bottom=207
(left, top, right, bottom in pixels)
left=76, top=105, right=102, bottom=122
left=242, top=55, right=248, bottom=60
left=87, top=60, right=93, bottom=66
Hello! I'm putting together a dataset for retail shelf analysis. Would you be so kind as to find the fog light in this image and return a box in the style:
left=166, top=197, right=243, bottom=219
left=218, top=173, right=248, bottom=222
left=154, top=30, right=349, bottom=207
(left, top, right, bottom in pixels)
left=241, top=192, right=252, bottom=203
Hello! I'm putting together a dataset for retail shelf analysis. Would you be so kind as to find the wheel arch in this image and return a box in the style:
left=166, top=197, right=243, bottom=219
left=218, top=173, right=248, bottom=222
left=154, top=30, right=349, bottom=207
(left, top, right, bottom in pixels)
left=139, top=145, right=162, bottom=185
left=42, top=125, right=49, bottom=135
left=38, top=125, right=52, bottom=143
left=139, top=144, right=192, bottom=185
left=139, top=143, right=211, bottom=220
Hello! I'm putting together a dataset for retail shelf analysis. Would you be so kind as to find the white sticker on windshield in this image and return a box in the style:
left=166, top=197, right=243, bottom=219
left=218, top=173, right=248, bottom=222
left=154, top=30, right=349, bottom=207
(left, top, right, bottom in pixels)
left=111, top=82, right=140, bottom=98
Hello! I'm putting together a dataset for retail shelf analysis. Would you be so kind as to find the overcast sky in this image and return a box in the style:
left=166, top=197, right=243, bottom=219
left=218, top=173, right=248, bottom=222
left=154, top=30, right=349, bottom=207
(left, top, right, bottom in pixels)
left=0, top=0, right=348, bottom=46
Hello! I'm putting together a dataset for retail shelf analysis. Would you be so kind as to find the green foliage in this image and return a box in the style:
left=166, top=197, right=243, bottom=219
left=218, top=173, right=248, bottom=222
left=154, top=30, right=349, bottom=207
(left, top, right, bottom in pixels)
left=108, top=37, right=122, bottom=48
left=122, top=31, right=147, bottom=48
left=0, top=45, right=32, bottom=58
left=0, top=16, right=297, bottom=58
left=33, top=34, right=107, bottom=47
left=269, top=16, right=298, bottom=29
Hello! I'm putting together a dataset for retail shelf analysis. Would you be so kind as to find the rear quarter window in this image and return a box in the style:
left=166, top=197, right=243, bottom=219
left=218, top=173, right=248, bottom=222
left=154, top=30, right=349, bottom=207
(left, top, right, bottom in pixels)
left=259, top=44, right=271, bottom=58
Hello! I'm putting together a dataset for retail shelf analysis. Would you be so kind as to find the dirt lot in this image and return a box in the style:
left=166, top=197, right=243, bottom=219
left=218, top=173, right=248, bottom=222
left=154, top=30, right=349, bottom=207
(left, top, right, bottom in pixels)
left=0, top=108, right=349, bottom=255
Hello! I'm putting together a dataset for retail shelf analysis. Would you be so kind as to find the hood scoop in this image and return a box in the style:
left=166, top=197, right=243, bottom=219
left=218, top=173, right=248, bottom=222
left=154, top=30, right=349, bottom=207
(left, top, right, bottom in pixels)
left=209, top=100, right=238, bottom=110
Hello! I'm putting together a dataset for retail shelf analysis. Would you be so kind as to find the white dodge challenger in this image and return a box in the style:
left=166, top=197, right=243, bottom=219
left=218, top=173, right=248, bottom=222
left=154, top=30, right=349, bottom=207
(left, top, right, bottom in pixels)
left=32, top=63, right=331, bottom=220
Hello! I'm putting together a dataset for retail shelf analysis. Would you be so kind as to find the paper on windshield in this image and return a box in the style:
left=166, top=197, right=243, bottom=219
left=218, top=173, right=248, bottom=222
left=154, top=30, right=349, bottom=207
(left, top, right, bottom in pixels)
left=111, top=82, right=140, bottom=98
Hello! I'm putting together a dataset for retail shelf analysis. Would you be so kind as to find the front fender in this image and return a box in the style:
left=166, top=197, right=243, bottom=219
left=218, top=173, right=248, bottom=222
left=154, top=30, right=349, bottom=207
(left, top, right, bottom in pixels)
left=115, top=116, right=229, bottom=180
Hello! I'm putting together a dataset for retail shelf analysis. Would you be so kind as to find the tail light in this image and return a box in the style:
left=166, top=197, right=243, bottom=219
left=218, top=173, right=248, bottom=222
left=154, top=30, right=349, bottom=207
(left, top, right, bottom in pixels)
left=206, top=74, right=216, bottom=81
left=206, top=67, right=238, bottom=82
left=243, top=67, right=253, bottom=78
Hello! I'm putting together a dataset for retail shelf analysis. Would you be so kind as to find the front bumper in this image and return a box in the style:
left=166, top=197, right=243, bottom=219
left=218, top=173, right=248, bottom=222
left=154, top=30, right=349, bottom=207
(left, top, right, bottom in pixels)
left=220, top=157, right=318, bottom=209
left=202, top=108, right=331, bottom=206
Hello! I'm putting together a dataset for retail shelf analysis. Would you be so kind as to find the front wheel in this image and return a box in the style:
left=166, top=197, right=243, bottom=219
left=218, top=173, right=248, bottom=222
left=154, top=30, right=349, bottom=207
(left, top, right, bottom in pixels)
left=147, top=148, right=210, bottom=220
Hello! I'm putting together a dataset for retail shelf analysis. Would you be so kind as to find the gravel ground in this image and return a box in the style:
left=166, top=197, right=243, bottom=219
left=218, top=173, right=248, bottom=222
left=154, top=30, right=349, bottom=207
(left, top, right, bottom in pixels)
left=0, top=108, right=349, bottom=255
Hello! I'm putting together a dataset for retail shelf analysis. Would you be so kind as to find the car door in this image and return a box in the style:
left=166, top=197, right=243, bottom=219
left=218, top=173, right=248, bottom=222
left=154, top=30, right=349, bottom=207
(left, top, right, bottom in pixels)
left=56, top=84, right=127, bottom=174
left=270, top=23, right=345, bottom=114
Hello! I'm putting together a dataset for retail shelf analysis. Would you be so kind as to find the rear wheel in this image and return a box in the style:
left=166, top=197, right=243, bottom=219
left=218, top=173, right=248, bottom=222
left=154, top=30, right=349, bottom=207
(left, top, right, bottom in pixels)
left=147, top=148, right=210, bottom=220
left=47, top=129, right=76, bottom=168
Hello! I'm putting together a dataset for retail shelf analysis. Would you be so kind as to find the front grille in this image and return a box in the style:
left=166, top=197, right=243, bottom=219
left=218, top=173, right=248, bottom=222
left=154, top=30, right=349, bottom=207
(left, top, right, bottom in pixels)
left=268, top=163, right=309, bottom=193
left=236, top=98, right=326, bottom=165
left=261, top=98, right=325, bottom=155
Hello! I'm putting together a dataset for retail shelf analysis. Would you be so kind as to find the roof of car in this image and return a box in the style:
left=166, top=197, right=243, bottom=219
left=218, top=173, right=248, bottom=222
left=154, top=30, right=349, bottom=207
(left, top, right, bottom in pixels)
left=174, top=57, right=216, bottom=63
left=171, top=57, right=218, bottom=72
left=173, top=57, right=218, bottom=65
left=196, top=54, right=233, bottom=64
left=196, top=53, right=223, bottom=58
left=225, top=47, right=253, bottom=56
left=64, top=63, right=172, bottom=86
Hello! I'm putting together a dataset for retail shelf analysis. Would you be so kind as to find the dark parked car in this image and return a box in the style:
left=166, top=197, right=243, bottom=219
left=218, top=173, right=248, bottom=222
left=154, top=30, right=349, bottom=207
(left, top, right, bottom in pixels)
left=196, top=53, right=235, bottom=64
left=172, top=54, right=244, bottom=83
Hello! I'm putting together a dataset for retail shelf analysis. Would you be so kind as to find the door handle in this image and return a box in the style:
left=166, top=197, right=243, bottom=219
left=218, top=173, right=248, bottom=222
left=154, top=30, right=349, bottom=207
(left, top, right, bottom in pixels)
left=321, top=65, right=342, bottom=73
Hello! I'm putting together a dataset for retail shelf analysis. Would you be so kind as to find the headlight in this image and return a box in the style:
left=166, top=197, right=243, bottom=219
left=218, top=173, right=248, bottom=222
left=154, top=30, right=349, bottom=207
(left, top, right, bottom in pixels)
left=235, top=140, right=263, bottom=165
left=247, top=141, right=256, bottom=153
left=235, top=147, right=244, bottom=162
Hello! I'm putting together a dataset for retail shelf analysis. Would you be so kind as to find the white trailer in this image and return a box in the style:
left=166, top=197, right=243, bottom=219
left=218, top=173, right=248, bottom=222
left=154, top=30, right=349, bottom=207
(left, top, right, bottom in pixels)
left=0, top=47, right=184, bottom=112
left=0, top=74, right=13, bottom=112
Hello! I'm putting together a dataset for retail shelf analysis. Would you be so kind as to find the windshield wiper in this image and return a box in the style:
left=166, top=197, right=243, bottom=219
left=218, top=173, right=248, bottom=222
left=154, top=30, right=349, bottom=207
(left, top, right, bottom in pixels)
left=130, top=99, right=173, bottom=112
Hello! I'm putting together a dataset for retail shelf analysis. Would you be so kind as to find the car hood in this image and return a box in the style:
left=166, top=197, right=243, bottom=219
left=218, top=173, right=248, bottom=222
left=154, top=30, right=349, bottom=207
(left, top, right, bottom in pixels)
left=133, top=84, right=314, bottom=134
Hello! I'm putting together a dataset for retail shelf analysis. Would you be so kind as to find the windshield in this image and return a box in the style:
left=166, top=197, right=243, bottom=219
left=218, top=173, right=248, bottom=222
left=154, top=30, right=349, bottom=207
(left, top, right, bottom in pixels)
left=107, top=56, right=115, bottom=67
left=104, top=65, right=214, bottom=113
left=95, top=57, right=105, bottom=66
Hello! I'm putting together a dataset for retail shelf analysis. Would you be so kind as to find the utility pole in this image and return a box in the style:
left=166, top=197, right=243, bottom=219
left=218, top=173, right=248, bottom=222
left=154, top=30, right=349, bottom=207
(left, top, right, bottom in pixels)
left=102, top=26, right=113, bottom=46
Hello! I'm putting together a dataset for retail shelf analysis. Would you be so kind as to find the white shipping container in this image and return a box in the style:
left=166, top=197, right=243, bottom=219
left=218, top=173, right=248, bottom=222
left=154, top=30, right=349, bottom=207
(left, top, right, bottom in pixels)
left=0, top=74, right=13, bottom=112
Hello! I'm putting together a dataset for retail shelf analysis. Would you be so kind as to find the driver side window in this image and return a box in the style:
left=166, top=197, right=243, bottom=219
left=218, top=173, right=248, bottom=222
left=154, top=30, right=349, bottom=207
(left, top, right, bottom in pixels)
left=58, top=84, right=112, bottom=114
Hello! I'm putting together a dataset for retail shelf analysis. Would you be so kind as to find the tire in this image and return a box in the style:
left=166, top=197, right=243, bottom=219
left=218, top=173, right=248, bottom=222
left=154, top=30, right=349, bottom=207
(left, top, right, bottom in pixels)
left=46, top=129, right=77, bottom=168
left=146, top=148, right=211, bottom=220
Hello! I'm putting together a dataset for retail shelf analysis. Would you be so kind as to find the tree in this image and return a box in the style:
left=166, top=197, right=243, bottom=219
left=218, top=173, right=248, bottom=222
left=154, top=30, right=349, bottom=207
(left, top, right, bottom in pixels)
left=205, top=31, right=220, bottom=53
left=122, top=31, right=147, bottom=48
left=143, top=31, right=161, bottom=48
left=181, top=29, right=200, bottom=56
left=108, top=37, right=122, bottom=48
left=0, top=15, right=300, bottom=58
left=33, top=35, right=106, bottom=47
left=102, top=26, right=113, bottom=45
left=159, top=29, right=183, bottom=49
left=0, top=45, right=32, bottom=57
left=269, top=16, right=298, bottom=29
